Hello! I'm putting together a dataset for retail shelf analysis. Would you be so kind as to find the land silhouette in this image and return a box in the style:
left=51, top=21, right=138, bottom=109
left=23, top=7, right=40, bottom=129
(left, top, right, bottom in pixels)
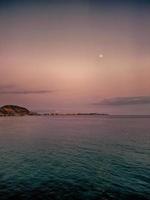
left=0, top=105, right=33, bottom=116
left=1, top=105, right=150, bottom=118
left=0, top=105, right=108, bottom=117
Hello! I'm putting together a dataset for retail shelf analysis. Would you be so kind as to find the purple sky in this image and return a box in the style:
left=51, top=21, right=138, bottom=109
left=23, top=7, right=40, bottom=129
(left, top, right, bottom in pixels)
left=0, top=1, right=150, bottom=114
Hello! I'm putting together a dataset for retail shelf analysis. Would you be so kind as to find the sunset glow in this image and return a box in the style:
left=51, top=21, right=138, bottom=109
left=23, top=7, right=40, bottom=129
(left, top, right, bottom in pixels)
left=0, top=0, right=150, bottom=114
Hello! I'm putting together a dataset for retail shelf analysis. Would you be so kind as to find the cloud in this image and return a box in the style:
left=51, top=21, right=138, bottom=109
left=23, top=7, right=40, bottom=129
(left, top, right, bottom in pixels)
left=0, top=84, right=15, bottom=90
left=94, top=96, right=150, bottom=106
left=0, top=84, right=58, bottom=95
left=0, top=90, right=55, bottom=95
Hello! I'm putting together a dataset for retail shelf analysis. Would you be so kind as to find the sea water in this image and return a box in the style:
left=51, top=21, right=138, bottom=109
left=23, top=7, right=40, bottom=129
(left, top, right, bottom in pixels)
left=0, top=116, right=149, bottom=200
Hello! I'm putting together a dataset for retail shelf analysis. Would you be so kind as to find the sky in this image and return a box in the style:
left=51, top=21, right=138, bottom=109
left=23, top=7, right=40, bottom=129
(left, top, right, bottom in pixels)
left=0, top=0, right=150, bottom=114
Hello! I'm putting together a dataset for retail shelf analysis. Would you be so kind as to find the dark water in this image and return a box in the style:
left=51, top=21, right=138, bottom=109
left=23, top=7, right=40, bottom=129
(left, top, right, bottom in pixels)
left=0, top=116, right=150, bottom=200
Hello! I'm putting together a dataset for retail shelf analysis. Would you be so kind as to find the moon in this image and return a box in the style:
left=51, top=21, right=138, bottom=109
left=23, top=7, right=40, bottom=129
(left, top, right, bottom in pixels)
left=99, top=54, right=104, bottom=58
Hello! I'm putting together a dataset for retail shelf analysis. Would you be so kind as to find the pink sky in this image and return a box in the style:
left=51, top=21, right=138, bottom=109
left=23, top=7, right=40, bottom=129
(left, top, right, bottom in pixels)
left=0, top=1, right=150, bottom=114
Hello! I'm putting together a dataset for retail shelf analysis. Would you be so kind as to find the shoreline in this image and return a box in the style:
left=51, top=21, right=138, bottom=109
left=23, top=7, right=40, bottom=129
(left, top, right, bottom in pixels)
left=1, top=113, right=150, bottom=118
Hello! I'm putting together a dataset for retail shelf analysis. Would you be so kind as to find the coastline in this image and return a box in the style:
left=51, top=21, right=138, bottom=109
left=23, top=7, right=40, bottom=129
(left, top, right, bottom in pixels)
left=1, top=113, right=150, bottom=118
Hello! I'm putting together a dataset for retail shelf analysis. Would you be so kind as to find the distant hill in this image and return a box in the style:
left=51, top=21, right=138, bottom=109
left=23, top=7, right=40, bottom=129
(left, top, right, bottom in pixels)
left=0, top=105, right=30, bottom=116
left=0, top=105, right=109, bottom=117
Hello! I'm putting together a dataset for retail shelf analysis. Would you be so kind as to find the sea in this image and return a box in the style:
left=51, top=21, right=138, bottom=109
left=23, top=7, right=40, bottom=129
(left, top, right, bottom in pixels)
left=0, top=116, right=149, bottom=200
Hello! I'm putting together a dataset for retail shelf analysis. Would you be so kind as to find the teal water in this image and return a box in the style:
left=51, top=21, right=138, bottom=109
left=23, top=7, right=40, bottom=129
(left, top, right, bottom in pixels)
left=0, top=116, right=150, bottom=200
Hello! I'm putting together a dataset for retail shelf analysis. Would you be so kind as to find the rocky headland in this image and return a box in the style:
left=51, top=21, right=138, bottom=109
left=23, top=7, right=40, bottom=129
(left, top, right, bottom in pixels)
left=0, top=105, right=35, bottom=116
left=0, top=105, right=109, bottom=117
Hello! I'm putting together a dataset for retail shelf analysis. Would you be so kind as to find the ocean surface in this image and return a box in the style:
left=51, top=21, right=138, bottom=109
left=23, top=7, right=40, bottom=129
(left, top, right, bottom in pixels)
left=0, top=116, right=149, bottom=200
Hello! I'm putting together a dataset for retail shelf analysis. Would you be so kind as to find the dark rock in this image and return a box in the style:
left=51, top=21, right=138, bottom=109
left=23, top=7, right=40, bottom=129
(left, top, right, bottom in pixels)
left=0, top=105, right=30, bottom=116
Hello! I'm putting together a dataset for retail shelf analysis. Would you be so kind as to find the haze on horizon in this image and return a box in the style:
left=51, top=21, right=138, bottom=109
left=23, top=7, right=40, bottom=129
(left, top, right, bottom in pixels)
left=0, top=0, right=150, bottom=114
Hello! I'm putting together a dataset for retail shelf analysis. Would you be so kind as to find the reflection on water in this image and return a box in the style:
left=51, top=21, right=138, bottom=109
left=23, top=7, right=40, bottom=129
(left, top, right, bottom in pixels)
left=0, top=116, right=150, bottom=200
